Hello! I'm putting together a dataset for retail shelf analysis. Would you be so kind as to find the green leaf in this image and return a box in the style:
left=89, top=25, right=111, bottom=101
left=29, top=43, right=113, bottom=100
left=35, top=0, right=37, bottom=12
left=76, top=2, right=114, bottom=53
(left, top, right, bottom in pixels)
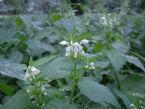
left=105, top=49, right=126, bottom=71
left=33, top=55, right=56, bottom=67
left=78, top=78, right=120, bottom=108
left=0, top=90, right=30, bottom=109
left=20, top=15, right=32, bottom=28
left=93, top=43, right=104, bottom=53
left=124, top=55, right=145, bottom=72
left=15, top=17, right=24, bottom=27
left=43, top=99, right=79, bottom=109
left=50, top=14, right=63, bottom=22
left=95, top=61, right=110, bottom=68
left=0, top=83, right=15, bottom=95
left=40, top=57, right=73, bottom=80
left=113, top=33, right=125, bottom=42
left=114, top=89, right=131, bottom=107
left=129, top=50, right=145, bottom=63
left=120, top=74, right=145, bottom=93
left=0, top=58, right=27, bottom=80
left=29, top=56, right=33, bottom=66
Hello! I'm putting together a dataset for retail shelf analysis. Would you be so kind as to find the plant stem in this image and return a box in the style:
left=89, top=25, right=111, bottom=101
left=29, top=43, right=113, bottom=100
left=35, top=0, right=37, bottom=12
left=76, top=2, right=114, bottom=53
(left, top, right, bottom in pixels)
left=72, top=93, right=81, bottom=101
left=114, top=71, right=121, bottom=90
left=70, top=60, right=78, bottom=104
left=70, top=78, right=77, bottom=104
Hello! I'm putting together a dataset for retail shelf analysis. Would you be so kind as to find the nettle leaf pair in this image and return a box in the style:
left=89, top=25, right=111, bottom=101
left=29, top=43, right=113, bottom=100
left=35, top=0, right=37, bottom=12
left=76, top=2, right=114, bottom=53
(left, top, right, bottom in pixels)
left=105, top=47, right=145, bottom=72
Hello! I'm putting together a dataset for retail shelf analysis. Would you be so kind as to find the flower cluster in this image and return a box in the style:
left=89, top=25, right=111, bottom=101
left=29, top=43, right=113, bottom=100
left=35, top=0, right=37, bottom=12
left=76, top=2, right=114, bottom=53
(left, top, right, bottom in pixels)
left=26, top=82, right=50, bottom=106
left=84, top=62, right=95, bottom=70
left=129, top=104, right=137, bottom=109
left=132, top=93, right=145, bottom=109
left=24, top=66, right=40, bottom=81
left=40, top=83, right=50, bottom=95
left=100, top=14, right=116, bottom=27
left=60, top=39, right=89, bottom=58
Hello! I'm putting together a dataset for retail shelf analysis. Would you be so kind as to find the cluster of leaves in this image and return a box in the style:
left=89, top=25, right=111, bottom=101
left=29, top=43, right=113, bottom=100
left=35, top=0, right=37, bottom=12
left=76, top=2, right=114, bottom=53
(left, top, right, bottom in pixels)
left=0, top=4, right=145, bottom=109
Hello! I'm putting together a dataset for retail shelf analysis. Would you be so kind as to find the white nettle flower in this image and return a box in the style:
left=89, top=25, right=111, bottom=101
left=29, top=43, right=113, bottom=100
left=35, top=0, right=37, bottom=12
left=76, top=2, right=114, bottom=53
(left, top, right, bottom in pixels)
left=24, top=66, right=40, bottom=81
left=73, top=42, right=84, bottom=58
left=84, top=62, right=95, bottom=70
left=90, top=62, right=95, bottom=70
left=100, top=14, right=116, bottom=26
left=59, top=41, right=68, bottom=45
left=60, top=39, right=89, bottom=58
left=80, top=39, right=89, bottom=45
left=30, top=66, right=40, bottom=75
left=100, top=16, right=108, bottom=26
left=129, top=104, right=137, bottom=109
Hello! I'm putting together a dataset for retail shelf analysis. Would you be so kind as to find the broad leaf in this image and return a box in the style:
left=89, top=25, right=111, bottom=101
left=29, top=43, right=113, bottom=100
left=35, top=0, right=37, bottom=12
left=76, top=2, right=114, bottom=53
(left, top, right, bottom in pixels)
left=78, top=78, right=120, bottom=108
left=114, top=89, right=131, bottom=107
left=0, top=58, right=27, bottom=80
left=33, top=55, right=56, bottom=67
left=124, top=55, right=145, bottom=72
left=40, top=57, right=73, bottom=80
left=105, top=49, right=126, bottom=71
left=120, top=74, right=145, bottom=93
left=0, top=90, right=30, bottom=109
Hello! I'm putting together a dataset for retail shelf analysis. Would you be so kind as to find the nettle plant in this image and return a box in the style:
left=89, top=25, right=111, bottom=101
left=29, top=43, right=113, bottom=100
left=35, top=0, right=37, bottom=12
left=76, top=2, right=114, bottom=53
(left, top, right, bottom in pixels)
left=1, top=35, right=145, bottom=109
left=1, top=12, right=145, bottom=109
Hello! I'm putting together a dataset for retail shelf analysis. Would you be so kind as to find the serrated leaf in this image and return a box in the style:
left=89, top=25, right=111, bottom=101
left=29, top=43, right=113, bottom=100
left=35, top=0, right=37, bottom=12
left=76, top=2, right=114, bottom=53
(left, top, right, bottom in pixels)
left=0, top=58, right=27, bottom=80
left=124, top=55, right=145, bottom=72
left=39, top=57, right=73, bottom=80
left=0, top=90, right=30, bottom=109
left=105, top=49, right=126, bottom=71
left=33, top=55, right=56, bottom=67
left=78, top=78, right=120, bottom=108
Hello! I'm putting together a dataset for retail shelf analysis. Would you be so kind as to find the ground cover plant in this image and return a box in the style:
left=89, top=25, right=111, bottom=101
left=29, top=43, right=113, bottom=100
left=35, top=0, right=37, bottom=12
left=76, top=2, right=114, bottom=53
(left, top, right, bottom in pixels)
left=0, top=0, right=145, bottom=109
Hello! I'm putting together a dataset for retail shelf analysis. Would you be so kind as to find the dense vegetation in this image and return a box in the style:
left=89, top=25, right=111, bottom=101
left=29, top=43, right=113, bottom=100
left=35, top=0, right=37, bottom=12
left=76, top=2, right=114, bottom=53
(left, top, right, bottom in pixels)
left=0, top=0, right=145, bottom=109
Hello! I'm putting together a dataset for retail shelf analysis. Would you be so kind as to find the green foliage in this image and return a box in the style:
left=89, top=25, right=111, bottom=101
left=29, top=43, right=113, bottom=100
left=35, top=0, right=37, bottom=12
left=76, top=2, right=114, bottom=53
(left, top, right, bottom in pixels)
left=39, top=57, right=73, bottom=80
left=0, top=58, right=27, bottom=80
left=78, top=78, right=120, bottom=108
left=0, top=83, right=15, bottom=95
left=105, top=49, right=126, bottom=71
left=0, top=90, right=30, bottom=109
left=0, top=2, right=145, bottom=109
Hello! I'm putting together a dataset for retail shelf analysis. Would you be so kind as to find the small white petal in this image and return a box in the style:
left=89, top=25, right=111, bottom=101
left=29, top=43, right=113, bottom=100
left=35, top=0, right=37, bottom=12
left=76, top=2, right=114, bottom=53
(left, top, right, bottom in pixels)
left=91, top=66, right=95, bottom=70
left=25, top=73, right=30, bottom=78
left=84, top=65, right=89, bottom=69
left=44, top=92, right=47, bottom=95
left=100, top=16, right=108, bottom=25
left=60, top=41, right=68, bottom=45
left=90, top=62, right=95, bottom=66
left=65, top=46, right=71, bottom=56
left=31, top=66, right=37, bottom=72
left=26, top=89, right=31, bottom=93
left=80, top=39, right=89, bottom=44
left=100, top=16, right=106, bottom=20
left=65, top=52, right=70, bottom=56
left=31, top=66, right=40, bottom=75
left=74, top=52, right=78, bottom=58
